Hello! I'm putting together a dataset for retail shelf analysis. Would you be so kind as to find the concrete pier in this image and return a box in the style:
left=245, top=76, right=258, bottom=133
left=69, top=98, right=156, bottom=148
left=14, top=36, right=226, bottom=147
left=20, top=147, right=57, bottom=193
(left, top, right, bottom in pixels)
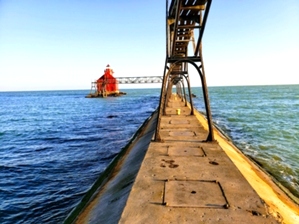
left=67, top=94, right=299, bottom=224
left=118, top=94, right=297, bottom=224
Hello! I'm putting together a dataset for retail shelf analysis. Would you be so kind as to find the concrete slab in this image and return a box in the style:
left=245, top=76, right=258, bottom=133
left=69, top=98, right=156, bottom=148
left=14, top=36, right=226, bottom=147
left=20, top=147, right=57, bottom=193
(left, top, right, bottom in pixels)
left=164, top=180, right=228, bottom=208
left=167, top=145, right=206, bottom=157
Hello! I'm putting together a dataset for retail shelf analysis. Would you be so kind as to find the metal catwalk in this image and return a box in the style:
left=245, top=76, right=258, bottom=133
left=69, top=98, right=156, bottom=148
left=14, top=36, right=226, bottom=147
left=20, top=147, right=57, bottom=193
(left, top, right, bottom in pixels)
left=155, top=0, right=214, bottom=142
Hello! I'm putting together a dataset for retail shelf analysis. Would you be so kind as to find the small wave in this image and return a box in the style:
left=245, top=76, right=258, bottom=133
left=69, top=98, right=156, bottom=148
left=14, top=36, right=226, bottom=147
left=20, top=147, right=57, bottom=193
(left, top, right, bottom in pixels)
left=34, top=146, right=53, bottom=152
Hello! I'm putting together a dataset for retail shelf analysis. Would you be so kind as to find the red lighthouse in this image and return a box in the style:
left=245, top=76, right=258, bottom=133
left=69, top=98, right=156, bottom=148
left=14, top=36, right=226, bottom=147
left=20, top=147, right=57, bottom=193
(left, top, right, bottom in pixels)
left=96, top=64, right=119, bottom=97
left=86, top=64, right=126, bottom=98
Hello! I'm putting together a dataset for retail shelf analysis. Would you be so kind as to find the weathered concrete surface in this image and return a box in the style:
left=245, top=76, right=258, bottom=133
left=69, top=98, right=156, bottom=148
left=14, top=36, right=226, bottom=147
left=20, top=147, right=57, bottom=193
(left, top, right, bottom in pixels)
left=119, top=94, right=299, bottom=224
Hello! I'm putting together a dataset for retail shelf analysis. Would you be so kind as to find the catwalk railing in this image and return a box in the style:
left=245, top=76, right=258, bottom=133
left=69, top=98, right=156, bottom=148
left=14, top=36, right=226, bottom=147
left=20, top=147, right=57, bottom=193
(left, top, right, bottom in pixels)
left=155, top=0, right=214, bottom=142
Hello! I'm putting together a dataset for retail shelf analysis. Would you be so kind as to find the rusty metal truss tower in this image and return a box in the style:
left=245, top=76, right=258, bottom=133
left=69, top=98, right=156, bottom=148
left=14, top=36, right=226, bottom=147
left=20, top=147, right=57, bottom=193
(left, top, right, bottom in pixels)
left=155, top=0, right=214, bottom=142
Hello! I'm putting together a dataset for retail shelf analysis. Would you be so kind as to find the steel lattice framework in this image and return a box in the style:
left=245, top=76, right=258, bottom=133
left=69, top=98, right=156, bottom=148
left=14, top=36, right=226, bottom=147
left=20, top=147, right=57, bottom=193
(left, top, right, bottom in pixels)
left=116, top=76, right=163, bottom=84
left=155, top=0, right=214, bottom=141
left=91, top=76, right=163, bottom=86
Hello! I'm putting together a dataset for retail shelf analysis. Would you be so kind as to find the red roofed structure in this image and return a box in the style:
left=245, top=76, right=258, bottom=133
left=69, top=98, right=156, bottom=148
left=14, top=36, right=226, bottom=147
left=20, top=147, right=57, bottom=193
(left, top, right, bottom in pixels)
left=86, top=64, right=126, bottom=98
left=95, top=64, right=121, bottom=97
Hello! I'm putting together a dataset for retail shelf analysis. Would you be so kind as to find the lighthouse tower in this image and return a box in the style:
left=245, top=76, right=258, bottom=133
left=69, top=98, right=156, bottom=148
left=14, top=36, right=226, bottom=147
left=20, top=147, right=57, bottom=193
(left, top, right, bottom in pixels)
left=96, top=64, right=119, bottom=97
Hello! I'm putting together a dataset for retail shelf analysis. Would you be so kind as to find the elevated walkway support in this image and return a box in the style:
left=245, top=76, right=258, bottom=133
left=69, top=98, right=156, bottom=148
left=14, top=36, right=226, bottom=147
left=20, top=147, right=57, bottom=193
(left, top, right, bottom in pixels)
left=155, top=0, right=214, bottom=142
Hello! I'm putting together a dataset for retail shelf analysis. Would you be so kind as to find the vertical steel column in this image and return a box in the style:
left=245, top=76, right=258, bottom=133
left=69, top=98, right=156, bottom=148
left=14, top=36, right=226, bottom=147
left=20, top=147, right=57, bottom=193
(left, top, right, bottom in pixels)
left=155, top=58, right=168, bottom=141
left=156, top=0, right=214, bottom=141
left=164, top=78, right=173, bottom=113
left=176, top=82, right=182, bottom=98
left=198, top=44, right=214, bottom=141
left=155, top=64, right=176, bottom=141
left=181, top=79, right=187, bottom=105
left=182, top=74, right=194, bottom=115
left=154, top=0, right=171, bottom=141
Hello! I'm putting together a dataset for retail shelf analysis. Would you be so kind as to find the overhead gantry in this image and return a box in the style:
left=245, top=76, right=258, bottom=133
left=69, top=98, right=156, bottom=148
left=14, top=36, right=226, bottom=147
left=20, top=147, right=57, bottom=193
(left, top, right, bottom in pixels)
left=155, top=0, right=214, bottom=142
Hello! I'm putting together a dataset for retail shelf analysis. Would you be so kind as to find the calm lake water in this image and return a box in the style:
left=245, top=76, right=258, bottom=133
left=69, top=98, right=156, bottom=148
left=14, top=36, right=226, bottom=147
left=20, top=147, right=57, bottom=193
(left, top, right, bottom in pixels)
left=0, top=85, right=298, bottom=223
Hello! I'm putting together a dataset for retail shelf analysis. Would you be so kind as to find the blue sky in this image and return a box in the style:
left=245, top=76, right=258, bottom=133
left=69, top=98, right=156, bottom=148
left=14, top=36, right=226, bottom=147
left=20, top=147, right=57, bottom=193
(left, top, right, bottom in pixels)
left=0, top=0, right=298, bottom=91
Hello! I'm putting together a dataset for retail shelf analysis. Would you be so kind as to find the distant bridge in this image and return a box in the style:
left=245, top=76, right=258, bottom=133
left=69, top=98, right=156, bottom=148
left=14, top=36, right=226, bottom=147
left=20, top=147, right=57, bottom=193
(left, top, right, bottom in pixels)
left=91, top=76, right=163, bottom=86
left=116, top=76, right=163, bottom=84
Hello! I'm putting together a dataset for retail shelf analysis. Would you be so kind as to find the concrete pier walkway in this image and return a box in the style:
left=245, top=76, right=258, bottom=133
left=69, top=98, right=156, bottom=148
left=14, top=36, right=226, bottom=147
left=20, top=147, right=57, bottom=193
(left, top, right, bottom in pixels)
left=119, top=94, right=281, bottom=223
